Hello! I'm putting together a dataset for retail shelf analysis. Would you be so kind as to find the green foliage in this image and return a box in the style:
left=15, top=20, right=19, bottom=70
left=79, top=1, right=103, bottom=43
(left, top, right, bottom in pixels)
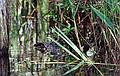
left=66, top=55, right=75, bottom=63
left=90, top=5, right=115, bottom=30
left=62, top=24, right=74, bottom=34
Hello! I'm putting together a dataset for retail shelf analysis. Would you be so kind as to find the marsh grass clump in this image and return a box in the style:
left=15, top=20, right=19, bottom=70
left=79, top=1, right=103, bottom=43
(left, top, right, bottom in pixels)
left=8, top=0, right=120, bottom=76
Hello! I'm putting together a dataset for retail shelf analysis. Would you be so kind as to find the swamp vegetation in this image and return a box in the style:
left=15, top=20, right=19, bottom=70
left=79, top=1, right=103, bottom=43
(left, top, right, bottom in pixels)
left=0, top=0, right=120, bottom=76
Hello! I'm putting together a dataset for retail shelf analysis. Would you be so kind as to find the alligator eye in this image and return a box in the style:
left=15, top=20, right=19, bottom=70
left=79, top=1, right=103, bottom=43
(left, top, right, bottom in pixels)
left=34, top=43, right=46, bottom=53
left=34, top=43, right=44, bottom=47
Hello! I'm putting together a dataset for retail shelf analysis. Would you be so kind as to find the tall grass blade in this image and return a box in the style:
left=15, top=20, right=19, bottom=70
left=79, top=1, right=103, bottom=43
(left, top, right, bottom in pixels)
left=63, top=61, right=85, bottom=76
left=108, top=28, right=120, bottom=47
left=90, top=5, right=115, bottom=31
